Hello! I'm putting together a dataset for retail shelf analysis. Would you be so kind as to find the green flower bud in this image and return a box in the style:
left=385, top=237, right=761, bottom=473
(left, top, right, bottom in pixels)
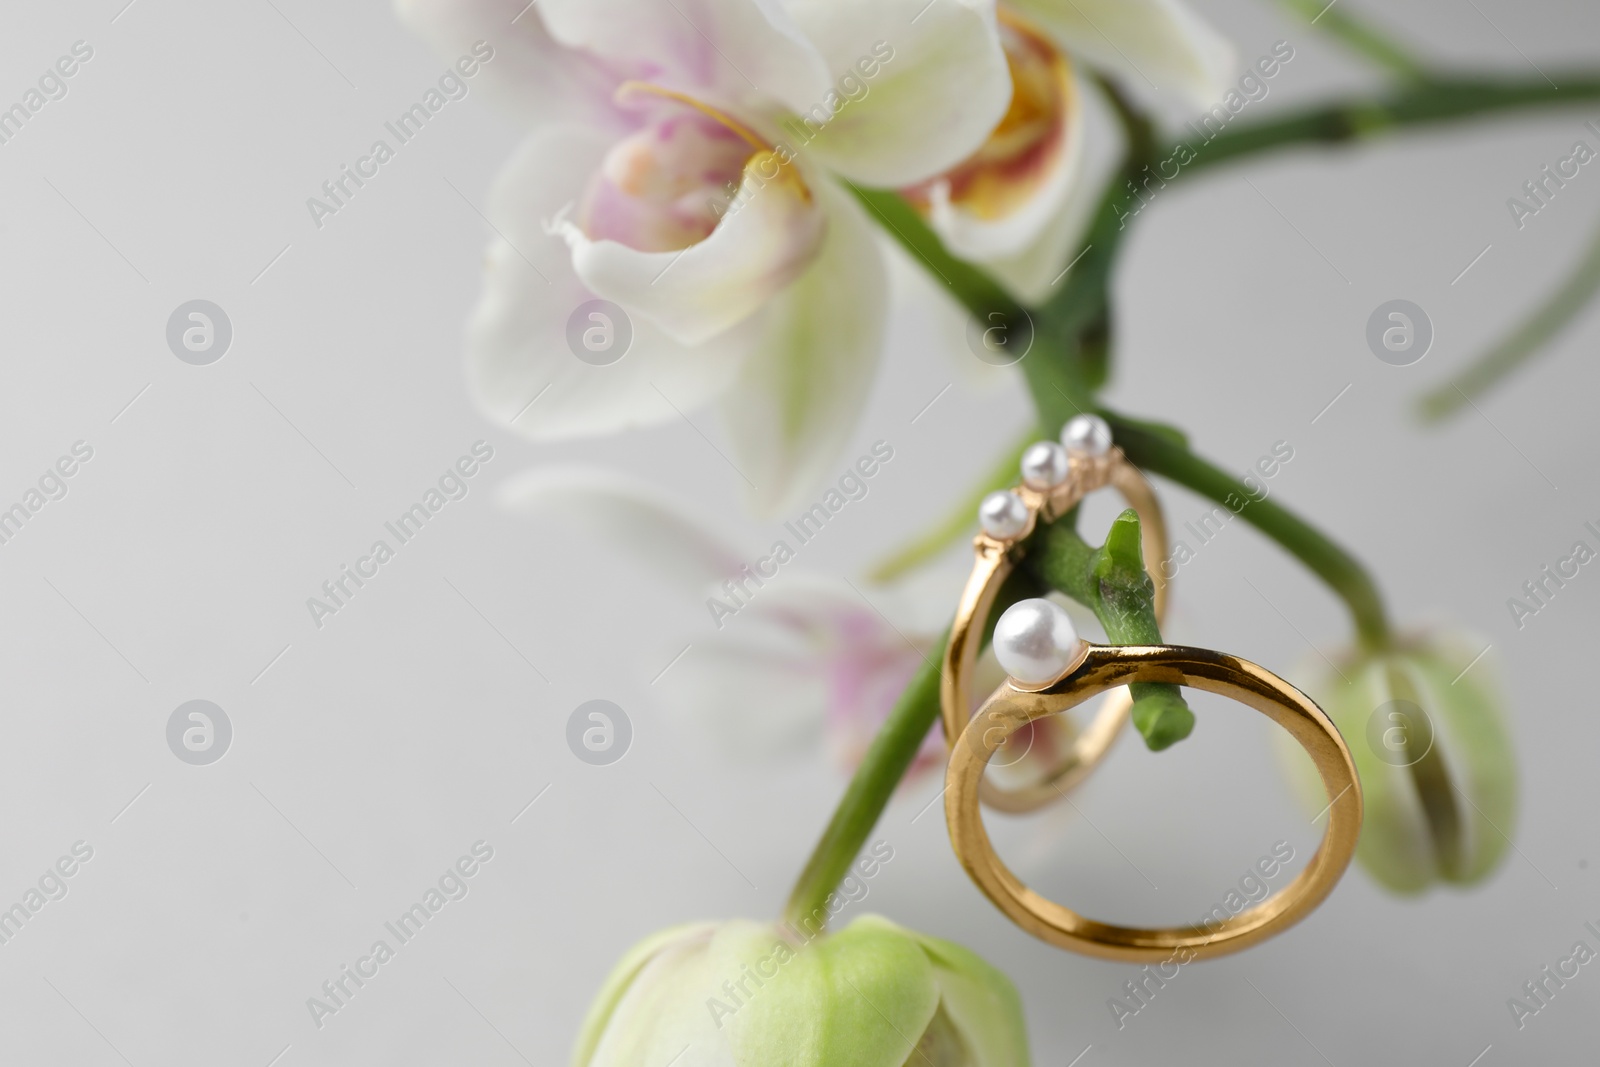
left=1278, top=629, right=1517, bottom=894
left=573, top=915, right=1029, bottom=1067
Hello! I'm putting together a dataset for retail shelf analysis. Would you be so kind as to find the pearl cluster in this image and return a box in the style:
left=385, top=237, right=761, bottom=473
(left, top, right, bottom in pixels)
left=973, top=414, right=1110, bottom=687
left=976, top=414, right=1113, bottom=541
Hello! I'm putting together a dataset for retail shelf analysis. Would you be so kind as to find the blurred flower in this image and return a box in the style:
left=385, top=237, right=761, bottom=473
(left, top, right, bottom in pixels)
left=574, top=915, right=1028, bottom=1067
left=396, top=0, right=1013, bottom=514
left=904, top=0, right=1234, bottom=301
left=500, top=466, right=1072, bottom=786
left=1278, top=628, right=1517, bottom=894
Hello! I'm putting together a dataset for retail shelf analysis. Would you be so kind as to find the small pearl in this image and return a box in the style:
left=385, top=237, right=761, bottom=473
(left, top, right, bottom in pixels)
left=993, top=598, right=1082, bottom=686
left=978, top=490, right=1029, bottom=540
left=1061, top=414, right=1112, bottom=458
left=1019, top=440, right=1070, bottom=490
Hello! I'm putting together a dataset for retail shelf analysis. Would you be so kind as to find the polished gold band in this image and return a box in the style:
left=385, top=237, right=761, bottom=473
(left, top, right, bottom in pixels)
left=945, top=644, right=1362, bottom=962
left=941, top=449, right=1169, bottom=812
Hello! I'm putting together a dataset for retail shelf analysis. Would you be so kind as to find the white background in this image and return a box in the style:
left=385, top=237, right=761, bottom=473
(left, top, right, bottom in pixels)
left=0, top=0, right=1598, bottom=1064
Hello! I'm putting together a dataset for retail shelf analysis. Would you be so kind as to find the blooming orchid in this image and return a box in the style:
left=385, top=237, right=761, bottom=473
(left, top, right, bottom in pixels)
left=904, top=0, right=1234, bottom=301
left=377, top=0, right=1600, bottom=1056
left=398, top=0, right=1015, bottom=514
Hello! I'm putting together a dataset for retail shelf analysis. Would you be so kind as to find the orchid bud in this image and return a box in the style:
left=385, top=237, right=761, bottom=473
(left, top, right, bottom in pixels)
left=574, top=915, right=1028, bottom=1067
left=1278, top=629, right=1517, bottom=894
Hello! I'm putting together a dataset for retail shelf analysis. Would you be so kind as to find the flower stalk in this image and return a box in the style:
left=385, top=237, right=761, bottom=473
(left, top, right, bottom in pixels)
left=1104, top=414, right=1394, bottom=652
left=782, top=59, right=1600, bottom=920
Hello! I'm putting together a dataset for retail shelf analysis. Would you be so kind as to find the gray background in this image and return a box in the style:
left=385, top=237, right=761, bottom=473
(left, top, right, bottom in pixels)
left=1, top=0, right=1597, bottom=1063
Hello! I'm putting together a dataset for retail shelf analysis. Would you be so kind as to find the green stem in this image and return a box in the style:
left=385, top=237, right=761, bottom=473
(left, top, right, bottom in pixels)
left=855, top=74, right=1600, bottom=412
left=1175, top=76, right=1600, bottom=180
left=1025, top=73, right=1600, bottom=414
left=1029, top=510, right=1193, bottom=748
left=782, top=637, right=944, bottom=930
left=782, top=566, right=1039, bottom=929
left=1010, top=370, right=1396, bottom=658
left=1104, top=413, right=1394, bottom=652
left=1418, top=209, right=1600, bottom=421
left=847, top=182, right=1027, bottom=327
left=1276, top=0, right=1429, bottom=81
left=1095, top=73, right=1160, bottom=162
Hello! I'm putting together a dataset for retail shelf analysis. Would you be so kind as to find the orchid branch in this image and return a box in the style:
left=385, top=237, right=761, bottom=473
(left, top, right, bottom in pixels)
left=787, top=60, right=1600, bottom=920
left=1175, top=75, right=1600, bottom=179
left=847, top=180, right=1394, bottom=652
left=782, top=638, right=943, bottom=931
left=1039, top=74, right=1600, bottom=356
left=848, top=183, right=1028, bottom=326
left=1104, top=413, right=1394, bottom=651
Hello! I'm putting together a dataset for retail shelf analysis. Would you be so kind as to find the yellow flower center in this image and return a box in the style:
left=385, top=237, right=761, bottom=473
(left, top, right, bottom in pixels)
left=904, top=8, right=1073, bottom=221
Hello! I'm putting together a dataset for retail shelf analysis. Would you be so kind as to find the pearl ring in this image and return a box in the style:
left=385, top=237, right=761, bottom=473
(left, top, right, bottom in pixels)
left=941, top=414, right=1170, bottom=813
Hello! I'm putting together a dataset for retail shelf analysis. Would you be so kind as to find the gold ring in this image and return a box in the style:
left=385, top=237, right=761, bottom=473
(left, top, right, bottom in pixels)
left=945, top=643, right=1362, bottom=962
left=942, top=420, right=1169, bottom=813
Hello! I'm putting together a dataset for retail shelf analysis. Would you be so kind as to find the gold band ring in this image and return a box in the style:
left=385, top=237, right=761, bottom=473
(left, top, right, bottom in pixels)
left=945, top=643, right=1362, bottom=962
left=942, top=425, right=1169, bottom=813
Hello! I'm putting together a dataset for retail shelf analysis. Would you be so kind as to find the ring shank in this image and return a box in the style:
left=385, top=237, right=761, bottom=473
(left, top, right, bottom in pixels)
left=945, top=645, right=1361, bottom=962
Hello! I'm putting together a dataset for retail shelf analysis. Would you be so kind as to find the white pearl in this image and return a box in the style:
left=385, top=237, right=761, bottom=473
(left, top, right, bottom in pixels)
left=1019, top=440, right=1070, bottom=490
left=993, top=598, right=1082, bottom=686
left=978, top=490, right=1029, bottom=540
left=1061, top=414, right=1112, bottom=458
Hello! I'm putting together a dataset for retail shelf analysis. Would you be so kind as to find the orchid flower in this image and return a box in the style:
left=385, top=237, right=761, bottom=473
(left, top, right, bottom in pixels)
left=397, top=0, right=1013, bottom=514
left=903, top=0, right=1235, bottom=301
left=499, top=466, right=1074, bottom=788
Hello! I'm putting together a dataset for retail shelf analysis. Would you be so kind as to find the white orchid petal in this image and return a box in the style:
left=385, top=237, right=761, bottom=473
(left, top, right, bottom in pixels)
left=980, top=72, right=1123, bottom=302
left=720, top=180, right=888, bottom=517
left=393, top=0, right=624, bottom=130
left=1007, top=0, right=1235, bottom=108
left=563, top=153, right=827, bottom=346
left=538, top=0, right=831, bottom=116
left=925, top=65, right=1086, bottom=267
left=662, top=578, right=867, bottom=760
left=980, top=186, right=1095, bottom=304
left=665, top=575, right=924, bottom=761
left=497, top=466, right=747, bottom=591
left=918, top=69, right=1122, bottom=303
left=783, top=0, right=1013, bottom=187
left=465, top=127, right=755, bottom=440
